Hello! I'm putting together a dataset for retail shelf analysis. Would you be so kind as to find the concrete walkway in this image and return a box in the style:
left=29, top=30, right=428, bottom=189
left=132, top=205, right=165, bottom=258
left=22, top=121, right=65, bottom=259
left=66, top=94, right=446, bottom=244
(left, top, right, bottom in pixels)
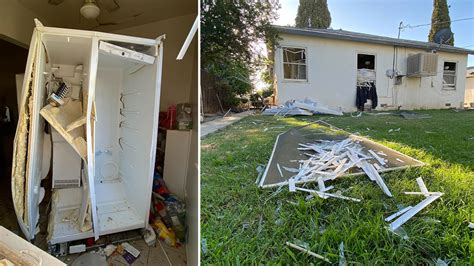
left=201, top=111, right=253, bottom=138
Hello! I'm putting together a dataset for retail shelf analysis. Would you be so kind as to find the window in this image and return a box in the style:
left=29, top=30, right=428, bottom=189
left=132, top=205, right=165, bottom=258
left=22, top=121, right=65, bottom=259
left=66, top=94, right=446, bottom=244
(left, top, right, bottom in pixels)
left=357, top=54, right=375, bottom=70
left=443, top=62, right=456, bottom=89
left=283, top=47, right=307, bottom=80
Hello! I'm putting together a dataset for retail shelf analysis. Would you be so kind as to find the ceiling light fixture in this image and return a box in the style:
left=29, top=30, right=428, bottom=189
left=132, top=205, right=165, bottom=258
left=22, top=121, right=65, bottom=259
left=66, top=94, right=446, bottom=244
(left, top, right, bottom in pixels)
left=80, top=0, right=100, bottom=19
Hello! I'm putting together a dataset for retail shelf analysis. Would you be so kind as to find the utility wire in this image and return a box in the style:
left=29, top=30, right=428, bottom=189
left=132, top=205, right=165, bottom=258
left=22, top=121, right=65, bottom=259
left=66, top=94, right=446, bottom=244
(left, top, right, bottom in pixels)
left=401, top=17, right=474, bottom=29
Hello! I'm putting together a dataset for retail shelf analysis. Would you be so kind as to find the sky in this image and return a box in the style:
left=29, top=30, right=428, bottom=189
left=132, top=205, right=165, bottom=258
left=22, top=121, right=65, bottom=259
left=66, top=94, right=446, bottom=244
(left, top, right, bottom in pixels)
left=275, top=0, right=474, bottom=66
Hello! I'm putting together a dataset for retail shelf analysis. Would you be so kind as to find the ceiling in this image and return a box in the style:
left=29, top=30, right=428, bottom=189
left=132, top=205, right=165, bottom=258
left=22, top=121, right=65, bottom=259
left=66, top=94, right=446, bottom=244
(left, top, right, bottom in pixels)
left=18, top=0, right=197, bottom=32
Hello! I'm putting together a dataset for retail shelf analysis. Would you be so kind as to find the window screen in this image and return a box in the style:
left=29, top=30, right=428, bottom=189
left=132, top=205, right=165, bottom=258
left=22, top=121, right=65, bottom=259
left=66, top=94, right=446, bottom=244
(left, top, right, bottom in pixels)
left=443, top=62, right=456, bottom=89
left=283, top=47, right=307, bottom=80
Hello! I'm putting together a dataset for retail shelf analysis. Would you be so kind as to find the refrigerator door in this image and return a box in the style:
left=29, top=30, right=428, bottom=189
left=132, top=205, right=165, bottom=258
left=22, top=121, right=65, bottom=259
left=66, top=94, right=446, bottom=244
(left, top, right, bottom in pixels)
left=11, top=29, right=43, bottom=241
left=86, top=37, right=100, bottom=240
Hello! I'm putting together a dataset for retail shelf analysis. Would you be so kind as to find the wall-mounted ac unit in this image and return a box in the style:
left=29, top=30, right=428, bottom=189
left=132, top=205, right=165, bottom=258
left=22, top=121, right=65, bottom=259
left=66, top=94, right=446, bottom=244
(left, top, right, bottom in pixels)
left=406, top=53, right=438, bottom=77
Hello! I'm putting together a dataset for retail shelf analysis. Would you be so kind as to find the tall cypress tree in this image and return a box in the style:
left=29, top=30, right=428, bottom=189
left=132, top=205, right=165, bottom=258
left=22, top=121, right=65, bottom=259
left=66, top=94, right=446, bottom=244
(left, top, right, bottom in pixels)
left=428, top=0, right=454, bottom=45
left=295, top=0, right=331, bottom=29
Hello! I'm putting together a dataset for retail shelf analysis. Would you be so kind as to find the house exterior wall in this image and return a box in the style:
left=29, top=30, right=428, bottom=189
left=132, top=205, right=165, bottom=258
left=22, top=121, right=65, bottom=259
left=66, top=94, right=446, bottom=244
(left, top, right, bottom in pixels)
left=274, top=33, right=468, bottom=112
left=465, top=69, right=474, bottom=107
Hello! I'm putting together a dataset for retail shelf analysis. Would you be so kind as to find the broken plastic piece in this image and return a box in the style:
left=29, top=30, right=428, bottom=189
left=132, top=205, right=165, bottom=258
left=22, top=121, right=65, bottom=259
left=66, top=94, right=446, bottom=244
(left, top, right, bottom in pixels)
left=288, top=178, right=296, bottom=192
left=296, top=187, right=361, bottom=202
left=285, top=241, right=330, bottom=262
left=389, top=178, right=443, bottom=231
left=339, top=242, right=346, bottom=266
left=69, top=244, right=86, bottom=254
left=385, top=206, right=413, bottom=222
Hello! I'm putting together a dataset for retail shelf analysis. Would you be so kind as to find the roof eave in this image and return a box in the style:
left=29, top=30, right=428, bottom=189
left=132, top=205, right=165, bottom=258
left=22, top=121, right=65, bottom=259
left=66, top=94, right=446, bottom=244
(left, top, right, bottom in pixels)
left=274, top=26, right=474, bottom=55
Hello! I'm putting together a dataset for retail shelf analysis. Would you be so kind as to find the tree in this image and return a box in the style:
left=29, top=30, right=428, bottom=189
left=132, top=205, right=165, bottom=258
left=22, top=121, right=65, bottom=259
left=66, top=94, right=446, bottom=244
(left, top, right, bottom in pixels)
left=201, top=0, right=280, bottom=107
left=295, top=0, right=331, bottom=29
left=428, top=0, right=454, bottom=45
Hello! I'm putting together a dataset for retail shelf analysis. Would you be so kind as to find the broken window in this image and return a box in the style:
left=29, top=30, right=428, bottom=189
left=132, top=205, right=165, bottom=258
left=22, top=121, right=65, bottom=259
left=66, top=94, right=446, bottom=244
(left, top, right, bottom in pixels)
left=357, top=54, right=375, bottom=70
left=283, top=47, right=307, bottom=80
left=442, top=61, right=456, bottom=89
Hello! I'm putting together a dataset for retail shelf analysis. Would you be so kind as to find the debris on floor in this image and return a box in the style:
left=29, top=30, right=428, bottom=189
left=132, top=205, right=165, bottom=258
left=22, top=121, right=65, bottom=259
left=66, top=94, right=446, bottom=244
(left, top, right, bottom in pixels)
left=285, top=241, right=330, bottom=262
left=150, top=172, right=186, bottom=247
left=400, top=111, right=432, bottom=120
left=71, top=252, right=107, bottom=266
left=263, top=98, right=343, bottom=116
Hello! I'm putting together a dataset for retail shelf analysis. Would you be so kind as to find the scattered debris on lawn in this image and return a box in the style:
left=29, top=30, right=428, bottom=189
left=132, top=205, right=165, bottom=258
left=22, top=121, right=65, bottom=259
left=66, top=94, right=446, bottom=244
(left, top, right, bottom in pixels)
left=400, top=111, right=432, bottom=120
left=351, top=112, right=362, bottom=117
left=263, top=98, right=343, bottom=117
left=388, top=128, right=400, bottom=133
left=468, top=222, right=474, bottom=229
left=366, top=112, right=394, bottom=116
left=255, top=121, right=448, bottom=252
left=285, top=241, right=331, bottom=262
left=201, top=239, right=208, bottom=255
left=387, top=177, right=443, bottom=231
left=435, top=258, right=449, bottom=266
left=339, top=242, right=347, bottom=266
left=255, top=164, right=266, bottom=184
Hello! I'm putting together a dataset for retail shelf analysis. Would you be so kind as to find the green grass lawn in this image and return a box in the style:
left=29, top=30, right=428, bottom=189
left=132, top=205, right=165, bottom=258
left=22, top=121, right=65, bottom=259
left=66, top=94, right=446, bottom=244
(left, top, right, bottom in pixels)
left=200, top=110, right=474, bottom=264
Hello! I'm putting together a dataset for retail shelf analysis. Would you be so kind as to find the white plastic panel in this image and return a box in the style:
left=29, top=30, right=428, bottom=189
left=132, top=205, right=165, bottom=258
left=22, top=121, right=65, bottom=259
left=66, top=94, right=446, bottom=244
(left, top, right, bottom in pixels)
left=86, top=37, right=100, bottom=240
left=51, top=129, right=81, bottom=188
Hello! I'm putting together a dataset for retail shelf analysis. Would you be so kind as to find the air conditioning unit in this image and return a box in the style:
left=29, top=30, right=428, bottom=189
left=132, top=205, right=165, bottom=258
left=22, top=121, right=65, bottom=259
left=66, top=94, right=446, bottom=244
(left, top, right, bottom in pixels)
left=406, top=53, right=438, bottom=77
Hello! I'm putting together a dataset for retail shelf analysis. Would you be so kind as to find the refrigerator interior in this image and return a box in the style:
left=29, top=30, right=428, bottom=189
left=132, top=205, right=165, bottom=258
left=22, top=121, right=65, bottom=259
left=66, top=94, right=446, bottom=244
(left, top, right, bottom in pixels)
left=38, top=33, right=94, bottom=244
left=94, top=46, right=158, bottom=236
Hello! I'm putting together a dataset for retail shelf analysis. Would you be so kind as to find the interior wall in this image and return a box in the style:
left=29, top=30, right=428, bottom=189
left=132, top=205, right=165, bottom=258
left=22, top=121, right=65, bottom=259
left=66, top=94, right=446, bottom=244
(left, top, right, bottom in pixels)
left=112, top=14, right=197, bottom=111
left=185, top=42, right=199, bottom=266
left=0, top=0, right=48, bottom=47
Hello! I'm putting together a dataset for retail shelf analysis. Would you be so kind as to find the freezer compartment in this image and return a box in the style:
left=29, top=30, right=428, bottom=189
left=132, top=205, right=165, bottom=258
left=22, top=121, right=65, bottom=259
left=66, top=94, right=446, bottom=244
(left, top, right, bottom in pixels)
left=39, top=35, right=94, bottom=242
left=48, top=188, right=93, bottom=245
left=94, top=46, right=158, bottom=235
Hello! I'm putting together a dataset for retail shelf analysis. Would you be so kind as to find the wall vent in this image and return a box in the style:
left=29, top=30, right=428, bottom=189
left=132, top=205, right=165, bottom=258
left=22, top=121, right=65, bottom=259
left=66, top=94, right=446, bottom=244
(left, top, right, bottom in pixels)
left=406, top=53, right=438, bottom=77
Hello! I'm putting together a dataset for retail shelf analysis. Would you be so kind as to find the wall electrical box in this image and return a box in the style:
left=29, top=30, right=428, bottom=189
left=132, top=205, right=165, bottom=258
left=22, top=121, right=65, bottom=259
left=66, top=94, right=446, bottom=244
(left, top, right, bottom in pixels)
left=406, top=53, right=438, bottom=77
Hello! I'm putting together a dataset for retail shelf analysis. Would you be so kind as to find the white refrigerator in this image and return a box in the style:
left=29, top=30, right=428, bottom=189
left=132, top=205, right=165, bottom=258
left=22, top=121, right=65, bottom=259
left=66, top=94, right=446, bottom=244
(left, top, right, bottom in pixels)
left=11, top=19, right=164, bottom=245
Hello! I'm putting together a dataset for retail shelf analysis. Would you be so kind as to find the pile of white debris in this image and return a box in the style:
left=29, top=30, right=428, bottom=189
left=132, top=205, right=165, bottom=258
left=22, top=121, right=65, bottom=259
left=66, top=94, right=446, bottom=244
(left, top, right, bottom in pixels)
left=263, top=98, right=343, bottom=116
left=285, top=138, right=392, bottom=201
left=280, top=137, right=443, bottom=235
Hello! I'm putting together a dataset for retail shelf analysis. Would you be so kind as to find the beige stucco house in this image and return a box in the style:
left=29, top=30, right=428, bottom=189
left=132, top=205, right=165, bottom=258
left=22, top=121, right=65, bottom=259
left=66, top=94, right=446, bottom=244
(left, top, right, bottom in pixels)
left=273, top=26, right=474, bottom=112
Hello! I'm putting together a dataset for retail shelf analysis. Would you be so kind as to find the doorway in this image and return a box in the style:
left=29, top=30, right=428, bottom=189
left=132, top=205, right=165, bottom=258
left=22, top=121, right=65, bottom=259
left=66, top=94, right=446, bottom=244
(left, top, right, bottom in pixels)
left=0, top=38, right=28, bottom=234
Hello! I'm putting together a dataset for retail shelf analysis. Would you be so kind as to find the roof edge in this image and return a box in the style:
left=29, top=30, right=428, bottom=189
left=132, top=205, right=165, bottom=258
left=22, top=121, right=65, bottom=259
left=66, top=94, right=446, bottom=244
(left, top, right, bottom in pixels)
left=273, top=25, right=474, bottom=55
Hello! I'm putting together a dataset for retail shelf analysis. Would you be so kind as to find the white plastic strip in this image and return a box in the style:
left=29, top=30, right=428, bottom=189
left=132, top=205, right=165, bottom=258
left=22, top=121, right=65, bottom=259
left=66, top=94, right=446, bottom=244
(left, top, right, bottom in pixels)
left=99, top=41, right=155, bottom=65
left=416, top=177, right=429, bottom=196
left=176, top=15, right=198, bottom=60
left=389, top=194, right=442, bottom=231
left=384, top=206, right=413, bottom=222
